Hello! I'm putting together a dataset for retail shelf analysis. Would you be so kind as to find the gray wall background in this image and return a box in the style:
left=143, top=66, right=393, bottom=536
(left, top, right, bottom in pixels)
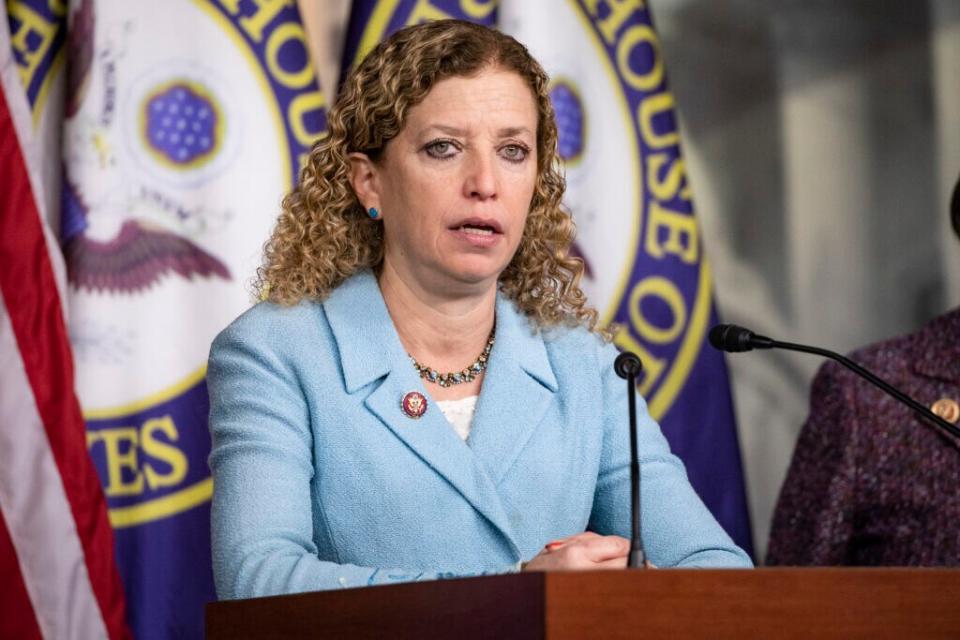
left=301, top=0, right=960, bottom=561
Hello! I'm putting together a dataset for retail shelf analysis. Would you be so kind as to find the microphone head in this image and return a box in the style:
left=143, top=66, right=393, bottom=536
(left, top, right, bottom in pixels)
left=708, top=324, right=756, bottom=353
left=614, top=351, right=643, bottom=379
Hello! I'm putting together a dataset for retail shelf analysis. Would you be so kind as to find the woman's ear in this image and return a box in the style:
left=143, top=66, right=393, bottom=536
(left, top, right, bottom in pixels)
left=348, top=152, right=380, bottom=211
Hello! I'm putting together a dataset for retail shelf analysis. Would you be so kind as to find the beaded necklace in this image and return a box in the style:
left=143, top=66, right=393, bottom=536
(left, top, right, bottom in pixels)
left=410, top=328, right=495, bottom=388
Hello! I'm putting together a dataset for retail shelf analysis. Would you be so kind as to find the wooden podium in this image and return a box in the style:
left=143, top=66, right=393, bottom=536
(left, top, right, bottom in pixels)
left=207, top=568, right=960, bottom=639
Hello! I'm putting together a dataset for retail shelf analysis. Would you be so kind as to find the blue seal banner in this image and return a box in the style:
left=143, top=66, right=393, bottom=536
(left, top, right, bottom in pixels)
left=568, top=0, right=753, bottom=555
left=60, top=1, right=328, bottom=638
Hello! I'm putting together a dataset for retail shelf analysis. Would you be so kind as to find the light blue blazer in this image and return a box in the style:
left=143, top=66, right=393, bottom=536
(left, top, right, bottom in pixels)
left=207, top=271, right=751, bottom=600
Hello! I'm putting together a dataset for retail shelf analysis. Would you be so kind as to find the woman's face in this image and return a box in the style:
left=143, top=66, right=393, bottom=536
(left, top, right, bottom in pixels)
left=360, top=67, right=539, bottom=295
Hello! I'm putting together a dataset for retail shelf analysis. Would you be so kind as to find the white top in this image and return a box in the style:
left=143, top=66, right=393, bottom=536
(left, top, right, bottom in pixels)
left=435, top=395, right=479, bottom=441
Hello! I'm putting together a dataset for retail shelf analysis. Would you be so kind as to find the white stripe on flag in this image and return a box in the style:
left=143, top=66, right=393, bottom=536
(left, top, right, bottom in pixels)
left=0, top=304, right=108, bottom=640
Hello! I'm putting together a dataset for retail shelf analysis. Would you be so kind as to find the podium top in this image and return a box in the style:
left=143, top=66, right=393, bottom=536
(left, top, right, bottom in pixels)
left=207, top=567, right=960, bottom=639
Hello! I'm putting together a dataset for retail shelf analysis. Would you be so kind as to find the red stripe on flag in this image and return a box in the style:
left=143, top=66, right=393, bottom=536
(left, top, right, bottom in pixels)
left=0, top=510, right=42, bottom=640
left=0, top=78, right=129, bottom=639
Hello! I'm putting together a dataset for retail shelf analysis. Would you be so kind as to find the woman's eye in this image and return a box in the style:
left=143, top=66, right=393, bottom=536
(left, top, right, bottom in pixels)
left=501, top=144, right=529, bottom=162
left=425, top=140, right=458, bottom=159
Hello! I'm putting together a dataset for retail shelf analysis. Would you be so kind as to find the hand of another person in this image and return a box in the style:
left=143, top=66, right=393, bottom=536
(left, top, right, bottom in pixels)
left=523, top=532, right=629, bottom=571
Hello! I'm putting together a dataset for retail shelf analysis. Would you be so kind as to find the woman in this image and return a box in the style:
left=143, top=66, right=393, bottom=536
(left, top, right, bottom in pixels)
left=767, top=176, right=960, bottom=566
left=208, top=20, right=750, bottom=600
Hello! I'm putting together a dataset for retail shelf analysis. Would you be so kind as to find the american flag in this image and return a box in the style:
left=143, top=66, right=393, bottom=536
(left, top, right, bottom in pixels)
left=0, top=14, right=128, bottom=639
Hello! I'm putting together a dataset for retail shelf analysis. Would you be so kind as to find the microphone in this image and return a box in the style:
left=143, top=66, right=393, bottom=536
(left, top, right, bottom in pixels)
left=614, top=351, right=647, bottom=569
left=709, top=324, right=960, bottom=440
left=614, top=351, right=643, bottom=378
left=708, top=324, right=773, bottom=352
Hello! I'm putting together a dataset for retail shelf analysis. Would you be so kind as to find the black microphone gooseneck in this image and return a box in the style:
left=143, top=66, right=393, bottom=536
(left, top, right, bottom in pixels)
left=614, top=351, right=646, bottom=569
left=709, top=324, right=960, bottom=440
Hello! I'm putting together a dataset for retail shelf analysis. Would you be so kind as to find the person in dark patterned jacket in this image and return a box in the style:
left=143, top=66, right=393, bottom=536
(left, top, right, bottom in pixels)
left=767, top=176, right=960, bottom=566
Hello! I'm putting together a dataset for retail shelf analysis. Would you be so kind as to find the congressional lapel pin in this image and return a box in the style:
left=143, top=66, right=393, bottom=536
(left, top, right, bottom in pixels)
left=930, top=398, right=960, bottom=424
left=401, top=391, right=428, bottom=419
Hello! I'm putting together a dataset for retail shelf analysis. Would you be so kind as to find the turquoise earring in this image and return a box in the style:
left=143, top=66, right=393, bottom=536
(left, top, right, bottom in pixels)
left=368, top=207, right=380, bottom=219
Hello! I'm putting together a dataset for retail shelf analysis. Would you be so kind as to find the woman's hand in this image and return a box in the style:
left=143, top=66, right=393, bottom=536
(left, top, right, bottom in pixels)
left=523, top=532, right=629, bottom=571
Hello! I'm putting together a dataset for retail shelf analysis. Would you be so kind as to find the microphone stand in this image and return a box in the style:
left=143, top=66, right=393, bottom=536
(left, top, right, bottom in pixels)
left=711, top=325, right=960, bottom=440
left=614, top=352, right=647, bottom=569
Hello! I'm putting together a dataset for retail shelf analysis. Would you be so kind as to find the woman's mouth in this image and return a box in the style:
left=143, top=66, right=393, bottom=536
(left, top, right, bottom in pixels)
left=458, top=224, right=495, bottom=236
left=450, top=219, right=503, bottom=247
left=450, top=217, right=503, bottom=234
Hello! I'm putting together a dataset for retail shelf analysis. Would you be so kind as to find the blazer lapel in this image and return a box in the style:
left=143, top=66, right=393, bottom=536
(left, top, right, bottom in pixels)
left=363, top=374, right=519, bottom=554
left=324, top=272, right=520, bottom=554
left=468, top=294, right=558, bottom=486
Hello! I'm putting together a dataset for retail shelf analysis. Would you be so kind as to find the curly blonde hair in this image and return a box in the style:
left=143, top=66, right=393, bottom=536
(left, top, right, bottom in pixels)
left=257, top=19, right=602, bottom=334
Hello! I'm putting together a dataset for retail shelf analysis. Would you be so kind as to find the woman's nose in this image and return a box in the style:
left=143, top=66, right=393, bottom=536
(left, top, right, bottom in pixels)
left=463, top=152, right=498, bottom=201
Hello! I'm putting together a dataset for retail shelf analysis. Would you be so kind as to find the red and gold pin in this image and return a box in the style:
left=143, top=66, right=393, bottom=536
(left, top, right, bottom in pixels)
left=931, top=398, right=960, bottom=424
left=401, top=391, right=428, bottom=419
